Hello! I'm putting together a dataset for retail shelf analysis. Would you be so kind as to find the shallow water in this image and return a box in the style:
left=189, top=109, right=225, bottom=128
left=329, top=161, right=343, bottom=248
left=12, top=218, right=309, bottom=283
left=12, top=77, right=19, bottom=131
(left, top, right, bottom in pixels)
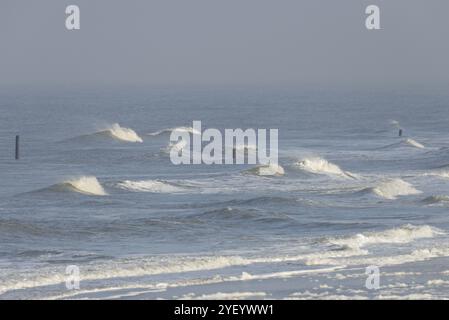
left=1, top=86, right=449, bottom=299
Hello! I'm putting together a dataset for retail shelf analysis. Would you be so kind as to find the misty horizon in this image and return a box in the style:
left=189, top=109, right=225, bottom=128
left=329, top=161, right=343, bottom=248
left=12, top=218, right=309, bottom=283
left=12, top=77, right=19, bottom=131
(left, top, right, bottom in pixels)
left=1, top=0, right=448, bottom=87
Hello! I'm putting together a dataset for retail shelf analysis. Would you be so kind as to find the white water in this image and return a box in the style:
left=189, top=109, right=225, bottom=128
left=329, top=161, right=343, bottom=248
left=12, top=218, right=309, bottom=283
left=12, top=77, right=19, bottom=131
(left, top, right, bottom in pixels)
left=404, top=138, right=425, bottom=149
left=327, top=224, right=440, bottom=250
left=148, top=126, right=201, bottom=136
left=296, top=157, right=355, bottom=178
left=65, top=176, right=108, bottom=196
left=105, top=123, right=143, bottom=143
left=425, top=170, right=449, bottom=179
left=369, top=179, right=421, bottom=200
left=116, top=180, right=185, bottom=193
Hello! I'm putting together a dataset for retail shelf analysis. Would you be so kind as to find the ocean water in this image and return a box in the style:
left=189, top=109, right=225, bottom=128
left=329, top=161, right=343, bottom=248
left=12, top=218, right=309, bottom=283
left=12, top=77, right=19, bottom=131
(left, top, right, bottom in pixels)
left=1, top=86, right=449, bottom=299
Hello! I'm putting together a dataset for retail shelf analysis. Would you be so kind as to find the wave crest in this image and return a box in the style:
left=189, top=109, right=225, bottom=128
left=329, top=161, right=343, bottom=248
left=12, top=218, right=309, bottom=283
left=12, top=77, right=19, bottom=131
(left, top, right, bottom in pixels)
left=424, top=170, right=449, bottom=179
left=327, top=224, right=441, bottom=250
left=104, top=123, right=143, bottom=143
left=365, top=179, right=421, bottom=200
left=116, top=180, right=185, bottom=193
left=296, top=157, right=356, bottom=178
left=404, top=138, right=425, bottom=149
left=380, top=138, right=425, bottom=150
left=64, top=176, right=108, bottom=196
left=148, top=126, right=201, bottom=136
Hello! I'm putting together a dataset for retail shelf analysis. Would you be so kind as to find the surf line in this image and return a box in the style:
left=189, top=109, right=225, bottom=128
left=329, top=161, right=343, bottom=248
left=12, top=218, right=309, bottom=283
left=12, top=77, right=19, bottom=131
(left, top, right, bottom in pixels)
left=169, top=121, right=278, bottom=165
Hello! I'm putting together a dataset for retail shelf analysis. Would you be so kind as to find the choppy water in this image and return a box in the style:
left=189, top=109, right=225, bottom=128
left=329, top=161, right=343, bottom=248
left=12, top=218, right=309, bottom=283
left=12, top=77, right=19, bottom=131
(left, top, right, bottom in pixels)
left=1, top=86, right=449, bottom=299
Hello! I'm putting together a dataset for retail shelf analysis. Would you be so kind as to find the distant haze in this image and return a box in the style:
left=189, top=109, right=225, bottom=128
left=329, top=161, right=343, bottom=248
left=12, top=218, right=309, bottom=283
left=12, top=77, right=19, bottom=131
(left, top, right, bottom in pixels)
left=1, top=0, right=448, bottom=87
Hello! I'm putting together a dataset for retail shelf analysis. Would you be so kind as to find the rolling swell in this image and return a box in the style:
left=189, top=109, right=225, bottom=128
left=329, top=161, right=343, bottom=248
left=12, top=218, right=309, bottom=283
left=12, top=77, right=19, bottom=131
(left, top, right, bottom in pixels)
left=422, top=195, right=449, bottom=206
left=64, top=123, right=143, bottom=143
left=295, top=157, right=357, bottom=179
left=28, top=176, right=107, bottom=196
left=148, top=126, right=201, bottom=136
left=360, top=179, right=421, bottom=200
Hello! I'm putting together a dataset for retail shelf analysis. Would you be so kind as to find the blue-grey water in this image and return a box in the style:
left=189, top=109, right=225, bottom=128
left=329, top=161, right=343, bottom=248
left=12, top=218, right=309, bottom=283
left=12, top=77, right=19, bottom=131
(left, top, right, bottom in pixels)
left=1, top=86, right=449, bottom=299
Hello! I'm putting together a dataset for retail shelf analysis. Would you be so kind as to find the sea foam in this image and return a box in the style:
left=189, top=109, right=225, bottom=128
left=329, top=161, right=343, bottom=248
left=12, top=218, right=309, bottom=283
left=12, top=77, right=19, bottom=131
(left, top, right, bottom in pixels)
left=367, top=179, right=421, bottom=200
left=116, top=180, right=185, bottom=193
left=296, top=157, right=356, bottom=178
left=105, top=123, right=143, bottom=143
left=404, top=138, right=425, bottom=149
left=327, top=224, right=440, bottom=250
left=64, top=176, right=108, bottom=196
left=148, top=126, right=201, bottom=136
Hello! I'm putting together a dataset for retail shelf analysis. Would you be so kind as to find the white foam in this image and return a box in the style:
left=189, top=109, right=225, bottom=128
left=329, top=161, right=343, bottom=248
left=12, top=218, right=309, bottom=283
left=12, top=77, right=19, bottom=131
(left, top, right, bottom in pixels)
left=244, top=164, right=285, bottom=176
left=327, top=224, right=440, bottom=250
left=369, top=179, right=421, bottom=199
left=424, top=170, right=449, bottom=179
left=1, top=225, right=442, bottom=297
left=377, top=293, right=434, bottom=300
left=65, top=176, right=108, bottom=196
left=234, top=266, right=343, bottom=281
left=180, top=291, right=267, bottom=300
left=307, top=246, right=449, bottom=267
left=0, top=250, right=356, bottom=297
left=296, top=157, right=355, bottom=178
left=434, top=171, right=449, bottom=179
left=404, top=138, right=425, bottom=149
left=116, top=180, right=185, bottom=193
left=427, top=279, right=449, bottom=286
left=379, top=138, right=425, bottom=150
left=105, top=123, right=143, bottom=143
left=148, top=126, right=201, bottom=136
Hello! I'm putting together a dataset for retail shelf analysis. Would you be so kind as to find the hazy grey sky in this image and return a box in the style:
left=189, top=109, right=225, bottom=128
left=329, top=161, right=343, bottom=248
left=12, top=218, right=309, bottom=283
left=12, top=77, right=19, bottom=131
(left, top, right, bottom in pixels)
left=1, top=0, right=448, bottom=87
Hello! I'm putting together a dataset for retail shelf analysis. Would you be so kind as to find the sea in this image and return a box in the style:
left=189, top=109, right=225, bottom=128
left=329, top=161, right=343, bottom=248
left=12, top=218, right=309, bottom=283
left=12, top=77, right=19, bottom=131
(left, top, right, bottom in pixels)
left=1, top=85, right=449, bottom=299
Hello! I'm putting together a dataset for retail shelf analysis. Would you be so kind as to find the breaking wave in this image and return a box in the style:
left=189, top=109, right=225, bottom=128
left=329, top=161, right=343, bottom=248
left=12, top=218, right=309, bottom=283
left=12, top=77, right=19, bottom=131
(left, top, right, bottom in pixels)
left=424, top=170, right=449, bottom=179
left=404, top=138, right=425, bottom=149
left=296, top=157, right=356, bottom=178
left=363, top=179, right=421, bottom=200
left=326, top=224, right=441, bottom=250
left=100, top=123, right=143, bottom=143
left=44, top=176, right=108, bottom=196
left=1, top=224, right=444, bottom=297
left=148, top=126, right=201, bottom=136
left=243, top=164, right=285, bottom=176
left=380, top=138, right=425, bottom=150
left=116, top=180, right=186, bottom=193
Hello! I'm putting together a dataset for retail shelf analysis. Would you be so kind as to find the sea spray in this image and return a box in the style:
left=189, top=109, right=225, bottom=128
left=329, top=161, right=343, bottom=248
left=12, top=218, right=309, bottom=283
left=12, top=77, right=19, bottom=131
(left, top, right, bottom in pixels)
left=106, top=123, right=143, bottom=143
left=296, top=157, right=356, bottom=178
left=368, top=179, right=421, bottom=200
left=65, top=176, right=108, bottom=196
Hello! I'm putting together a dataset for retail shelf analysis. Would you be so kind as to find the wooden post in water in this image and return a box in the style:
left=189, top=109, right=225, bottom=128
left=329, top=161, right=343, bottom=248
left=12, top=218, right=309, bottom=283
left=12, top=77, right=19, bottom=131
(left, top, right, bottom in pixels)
left=15, top=135, right=19, bottom=160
